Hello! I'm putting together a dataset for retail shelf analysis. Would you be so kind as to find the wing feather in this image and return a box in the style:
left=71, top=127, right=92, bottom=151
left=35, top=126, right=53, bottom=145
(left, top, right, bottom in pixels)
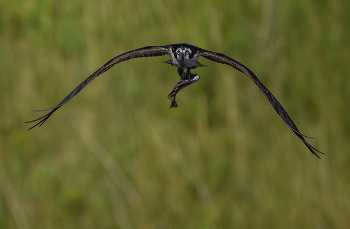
left=200, top=50, right=323, bottom=158
left=26, top=46, right=170, bottom=130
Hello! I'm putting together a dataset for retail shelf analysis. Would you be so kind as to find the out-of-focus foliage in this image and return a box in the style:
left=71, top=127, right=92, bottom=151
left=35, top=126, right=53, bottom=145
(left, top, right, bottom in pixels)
left=1, top=0, right=349, bottom=228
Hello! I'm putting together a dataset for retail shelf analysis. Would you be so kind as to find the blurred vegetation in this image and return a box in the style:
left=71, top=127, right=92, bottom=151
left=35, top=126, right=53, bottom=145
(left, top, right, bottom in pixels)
left=1, top=0, right=350, bottom=228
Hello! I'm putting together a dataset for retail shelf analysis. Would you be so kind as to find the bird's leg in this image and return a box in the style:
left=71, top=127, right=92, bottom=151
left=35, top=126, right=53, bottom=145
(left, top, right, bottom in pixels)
left=177, top=68, right=185, bottom=79
left=168, top=68, right=200, bottom=108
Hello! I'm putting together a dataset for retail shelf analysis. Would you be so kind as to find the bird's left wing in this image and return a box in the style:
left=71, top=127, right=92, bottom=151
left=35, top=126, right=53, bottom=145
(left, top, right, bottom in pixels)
left=199, top=49, right=323, bottom=158
left=26, top=45, right=170, bottom=130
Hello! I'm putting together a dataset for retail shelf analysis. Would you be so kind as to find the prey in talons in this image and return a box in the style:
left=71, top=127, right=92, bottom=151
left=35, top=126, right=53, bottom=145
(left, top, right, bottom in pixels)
left=167, top=68, right=200, bottom=108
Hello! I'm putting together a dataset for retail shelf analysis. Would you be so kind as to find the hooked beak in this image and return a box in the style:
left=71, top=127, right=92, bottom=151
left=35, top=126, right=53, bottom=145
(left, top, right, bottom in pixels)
left=179, top=52, right=185, bottom=60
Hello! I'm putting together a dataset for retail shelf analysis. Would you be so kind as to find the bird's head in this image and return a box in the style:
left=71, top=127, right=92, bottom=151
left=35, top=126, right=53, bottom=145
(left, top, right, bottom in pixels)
left=175, top=47, right=194, bottom=61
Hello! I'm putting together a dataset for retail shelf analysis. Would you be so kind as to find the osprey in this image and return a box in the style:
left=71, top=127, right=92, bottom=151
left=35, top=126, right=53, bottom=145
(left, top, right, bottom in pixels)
left=26, top=43, right=323, bottom=158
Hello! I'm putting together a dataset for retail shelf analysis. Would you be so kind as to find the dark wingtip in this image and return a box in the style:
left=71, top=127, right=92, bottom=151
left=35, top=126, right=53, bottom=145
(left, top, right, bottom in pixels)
left=25, top=108, right=57, bottom=130
left=300, top=134, right=314, bottom=139
left=35, top=104, right=61, bottom=112
left=298, top=135, right=324, bottom=159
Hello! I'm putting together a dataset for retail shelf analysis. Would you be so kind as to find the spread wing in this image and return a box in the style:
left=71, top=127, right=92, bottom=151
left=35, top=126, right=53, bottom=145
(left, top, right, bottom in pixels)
left=199, top=49, right=323, bottom=158
left=26, top=45, right=170, bottom=130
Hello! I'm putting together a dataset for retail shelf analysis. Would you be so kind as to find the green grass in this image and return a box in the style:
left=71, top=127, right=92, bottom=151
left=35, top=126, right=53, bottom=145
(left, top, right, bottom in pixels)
left=1, top=0, right=350, bottom=228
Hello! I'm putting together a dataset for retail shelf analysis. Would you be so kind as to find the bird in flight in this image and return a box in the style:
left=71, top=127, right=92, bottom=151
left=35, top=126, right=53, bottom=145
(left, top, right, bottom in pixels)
left=26, top=43, right=323, bottom=158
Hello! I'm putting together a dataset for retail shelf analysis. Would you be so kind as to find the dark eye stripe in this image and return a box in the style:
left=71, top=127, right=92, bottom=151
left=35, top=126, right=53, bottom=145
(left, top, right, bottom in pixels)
left=189, top=53, right=194, bottom=59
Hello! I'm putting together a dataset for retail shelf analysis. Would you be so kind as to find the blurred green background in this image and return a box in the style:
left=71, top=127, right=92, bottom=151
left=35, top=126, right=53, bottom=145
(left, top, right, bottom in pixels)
left=1, top=0, right=349, bottom=228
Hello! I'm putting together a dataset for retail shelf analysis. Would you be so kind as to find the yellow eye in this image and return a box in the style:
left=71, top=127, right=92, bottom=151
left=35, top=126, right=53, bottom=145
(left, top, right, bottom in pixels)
left=177, top=51, right=180, bottom=55
left=185, top=51, right=189, bottom=55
